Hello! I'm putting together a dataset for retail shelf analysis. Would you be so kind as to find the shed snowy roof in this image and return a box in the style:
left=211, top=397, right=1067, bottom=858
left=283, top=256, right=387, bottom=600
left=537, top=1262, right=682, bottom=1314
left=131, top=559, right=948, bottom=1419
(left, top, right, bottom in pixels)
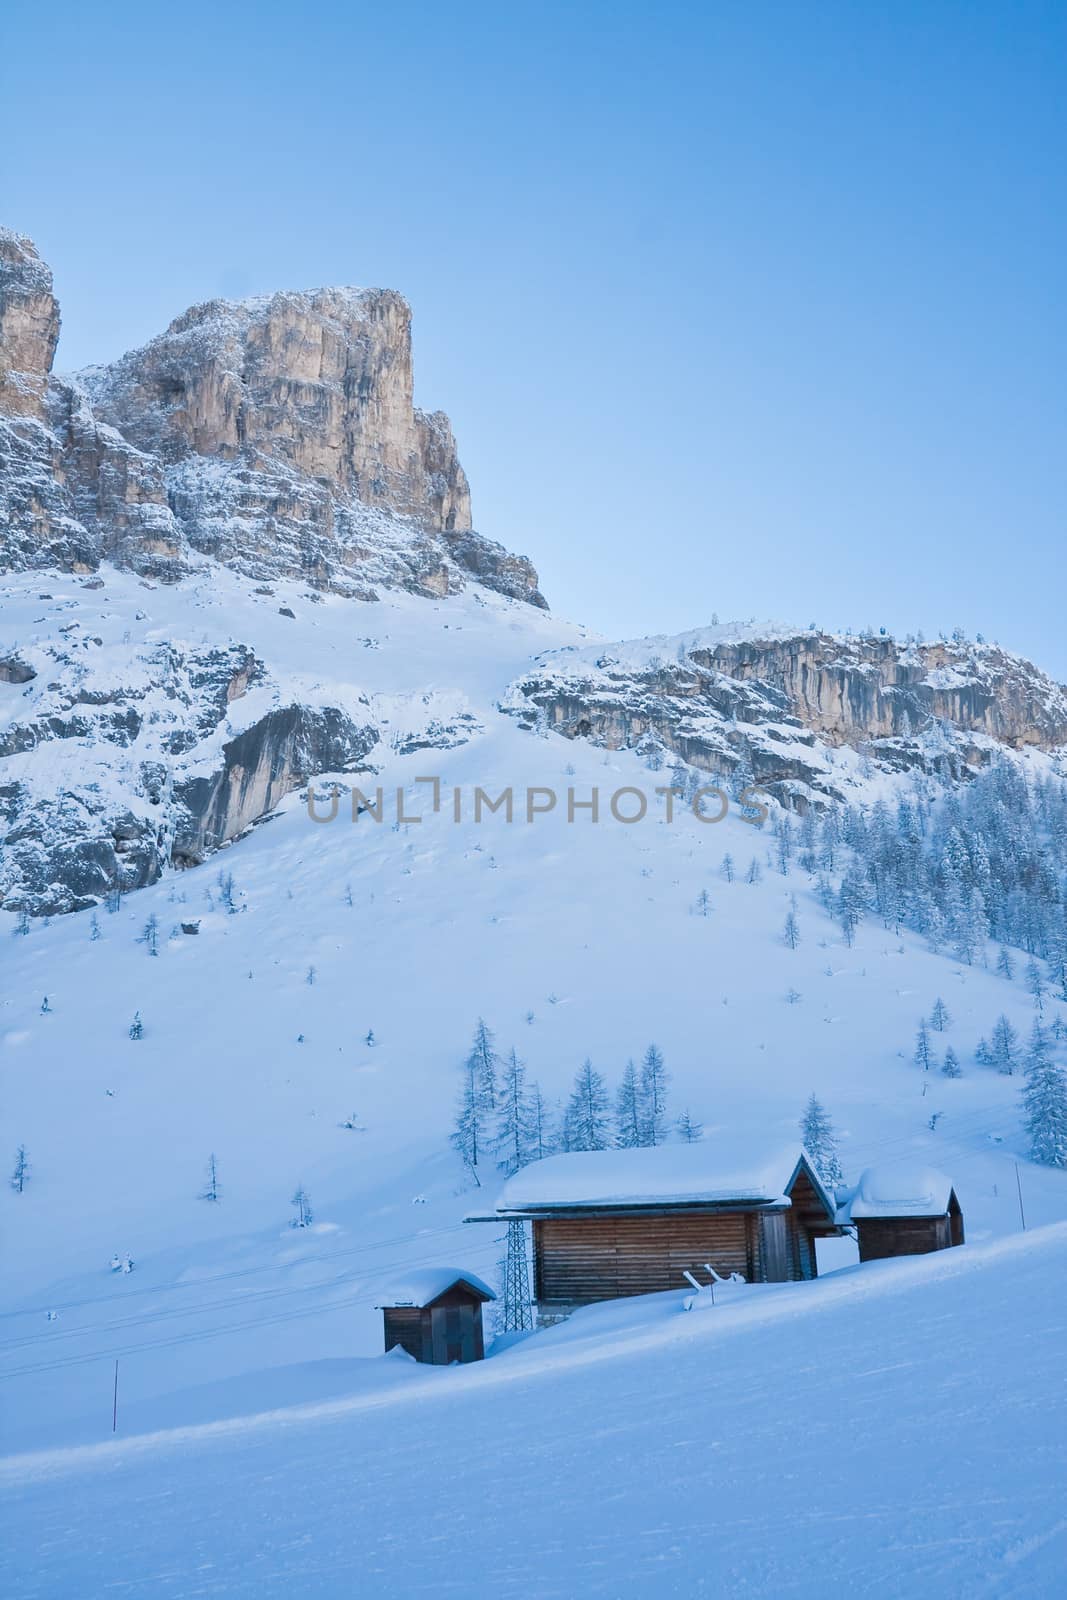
left=498, top=1140, right=828, bottom=1213
left=839, top=1165, right=955, bottom=1222
left=375, top=1268, right=496, bottom=1309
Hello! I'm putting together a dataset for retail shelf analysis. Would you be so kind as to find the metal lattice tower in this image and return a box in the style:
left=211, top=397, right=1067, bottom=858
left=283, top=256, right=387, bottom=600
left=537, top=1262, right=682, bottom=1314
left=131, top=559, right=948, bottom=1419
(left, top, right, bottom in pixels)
left=500, top=1218, right=534, bottom=1331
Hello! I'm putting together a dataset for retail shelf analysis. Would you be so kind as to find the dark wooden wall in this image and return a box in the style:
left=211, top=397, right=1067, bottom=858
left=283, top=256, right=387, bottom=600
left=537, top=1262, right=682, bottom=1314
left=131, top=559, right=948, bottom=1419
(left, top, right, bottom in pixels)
left=382, top=1291, right=486, bottom=1363
left=856, top=1215, right=952, bottom=1262
left=383, top=1306, right=425, bottom=1360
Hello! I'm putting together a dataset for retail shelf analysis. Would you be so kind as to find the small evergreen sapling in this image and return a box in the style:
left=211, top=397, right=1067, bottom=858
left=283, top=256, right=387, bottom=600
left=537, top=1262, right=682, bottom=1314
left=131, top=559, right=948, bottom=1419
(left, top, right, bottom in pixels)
left=914, top=1020, right=934, bottom=1072
left=942, top=1046, right=962, bottom=1078
left=128, top=1011, right=144, bottom=1041
left=930, top=997, right=951, bottom=1032
left=677, top=1108, right=703, bottom=1143
left=782, top=909, right=801, bottom=950
left=290, top=1187, right=314, bottom=1227
left=200, top=1154, right=221, bottom=1202
left=10, top=1144, right=29, bottom=1193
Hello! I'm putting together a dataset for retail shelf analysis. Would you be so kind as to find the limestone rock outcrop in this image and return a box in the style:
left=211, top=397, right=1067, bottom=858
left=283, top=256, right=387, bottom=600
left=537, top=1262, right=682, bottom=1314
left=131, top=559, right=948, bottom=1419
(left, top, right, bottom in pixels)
left=0, top=228, right=545, bottom=606
left=508, top=625, right=1067, bottom=809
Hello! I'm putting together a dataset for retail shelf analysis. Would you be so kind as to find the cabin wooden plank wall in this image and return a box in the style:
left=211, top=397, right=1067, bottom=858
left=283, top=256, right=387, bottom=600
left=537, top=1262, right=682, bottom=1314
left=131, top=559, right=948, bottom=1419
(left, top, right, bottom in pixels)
left=383, top=1307, right=424, bottom=1360
left=857, top=1215, right=952, bottom=1262
left=534, top=1213, right=773, bottom=1305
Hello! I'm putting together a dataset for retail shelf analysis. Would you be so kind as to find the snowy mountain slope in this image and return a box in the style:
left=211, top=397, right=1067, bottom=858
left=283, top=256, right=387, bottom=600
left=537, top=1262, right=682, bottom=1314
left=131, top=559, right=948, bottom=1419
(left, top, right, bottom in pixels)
left=4, top=1224, right=1065, bottom=1599
left=3, top=565, right=1067, bottom=1460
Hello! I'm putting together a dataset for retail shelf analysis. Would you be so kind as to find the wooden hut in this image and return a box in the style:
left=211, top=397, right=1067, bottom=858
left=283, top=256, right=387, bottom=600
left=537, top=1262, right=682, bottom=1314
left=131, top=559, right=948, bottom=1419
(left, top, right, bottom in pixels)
left=377, top=1269, right=495, bottom=1364
left=485, top=1141, right=841, bottom=1312
left=838, top=1166, right=964, bottom=1262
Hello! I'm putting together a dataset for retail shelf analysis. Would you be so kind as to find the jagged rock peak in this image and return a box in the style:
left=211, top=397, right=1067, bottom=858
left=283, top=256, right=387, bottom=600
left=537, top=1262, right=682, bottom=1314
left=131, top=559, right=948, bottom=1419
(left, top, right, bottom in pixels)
left=80, top=283, right=472, bottom=536
left=0, top=228, right=61, bottom=416
left=0, top=229, right=545, bottom=608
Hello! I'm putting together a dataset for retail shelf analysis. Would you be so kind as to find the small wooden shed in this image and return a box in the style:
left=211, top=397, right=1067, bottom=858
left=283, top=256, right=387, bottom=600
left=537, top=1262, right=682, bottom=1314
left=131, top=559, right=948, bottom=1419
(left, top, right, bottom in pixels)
left=485, top=1140, right=841, bottom=1312
left=838, top=1165, right=964, bottom=1262
left=377, top=1269, right=495, bottom=1365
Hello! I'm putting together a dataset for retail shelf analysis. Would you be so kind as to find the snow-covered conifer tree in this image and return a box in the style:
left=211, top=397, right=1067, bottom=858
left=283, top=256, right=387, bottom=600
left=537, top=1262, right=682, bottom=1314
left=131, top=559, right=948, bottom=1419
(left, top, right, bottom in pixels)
left=676, top=1108, right=703, bottom=1143
left=942, top=1046, right=962, bottom=1078
left=128, top=1011, right=144, bottom=1041
left=290, top=1187, right=314, bottom=1227
left=615, top=1059, right=643, bottom=1149
left=468, top=1018, right=499, bottom=1110
left=799, top=1095, right=844, bottom=1188
left=914, top=1020, right=934, bottom=1072
left=930, top=997, right=951, bottom=1032
left=782, top=909, right=801, bottom=950
left=996, top=946, right=1015, bottom=981
left=720, top=853, right=735, bottom=883
left=1026, top=958, right=1046, bottom=1013
left=563, top=1059, right=611, bottom=1152
left=991, top=1015, right=1019, bottom=1075
left=1021, top=1023, right=1067, bottom=1168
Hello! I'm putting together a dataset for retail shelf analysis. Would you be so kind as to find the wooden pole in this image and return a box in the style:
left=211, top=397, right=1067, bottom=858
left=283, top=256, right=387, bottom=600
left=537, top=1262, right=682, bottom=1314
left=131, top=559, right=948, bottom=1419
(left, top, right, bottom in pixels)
left=1015, top=1163, right=1027, bottom=1232
left=112, top=1359, right=119, bottom=1433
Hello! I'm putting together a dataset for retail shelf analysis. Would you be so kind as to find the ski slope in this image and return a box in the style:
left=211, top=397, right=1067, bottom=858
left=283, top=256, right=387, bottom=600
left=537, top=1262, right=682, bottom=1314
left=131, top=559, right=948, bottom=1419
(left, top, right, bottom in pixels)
left=3, top=1225, right=1065, bottom=1599
left=2, top=566, right=1067, bottom=1462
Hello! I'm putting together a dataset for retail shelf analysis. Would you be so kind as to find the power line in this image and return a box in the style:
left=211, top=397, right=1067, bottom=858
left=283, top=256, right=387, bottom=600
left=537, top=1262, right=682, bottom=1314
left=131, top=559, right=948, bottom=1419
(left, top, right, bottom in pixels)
left=0, top=1220, right=473, bottom=1325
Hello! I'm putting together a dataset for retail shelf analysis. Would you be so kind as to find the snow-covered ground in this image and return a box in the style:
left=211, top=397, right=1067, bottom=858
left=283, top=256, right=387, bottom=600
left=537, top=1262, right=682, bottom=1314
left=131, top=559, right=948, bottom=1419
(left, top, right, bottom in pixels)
left=2, top=566, right=1066, bottom=1586
left=3, top=1224, right=1065, bottom=1598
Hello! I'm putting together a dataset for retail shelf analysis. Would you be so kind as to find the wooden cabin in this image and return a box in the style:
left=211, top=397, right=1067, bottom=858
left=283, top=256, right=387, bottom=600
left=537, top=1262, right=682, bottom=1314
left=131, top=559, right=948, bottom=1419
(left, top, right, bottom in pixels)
left=838, top=1166, right=964, bottom=1262
left=377, top=1270, right=495, bottom=1364
left=489, top=1142, right=841, bottom=1312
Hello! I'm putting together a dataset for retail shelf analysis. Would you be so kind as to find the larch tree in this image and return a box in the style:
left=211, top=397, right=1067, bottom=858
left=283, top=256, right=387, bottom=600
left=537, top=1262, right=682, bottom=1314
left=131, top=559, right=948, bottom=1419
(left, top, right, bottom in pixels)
left=639, top=1044, right=670, bottom=1146
left=200, top=1153, right=221, bottom=1202
left=493, top=1048, right=538, bottom=1176
left=914, top=1020, right=934, bottom=1072
left=614, top=1059, right=644, bottom=1149
left=529, top=1081, right=555, bottom=1162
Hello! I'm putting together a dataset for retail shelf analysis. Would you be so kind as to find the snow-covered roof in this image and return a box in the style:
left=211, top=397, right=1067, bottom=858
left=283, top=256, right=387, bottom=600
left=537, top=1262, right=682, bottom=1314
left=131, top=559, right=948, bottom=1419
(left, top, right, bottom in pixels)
left=839, top=1165, right=955, bottom=1222
left=375, top=1268, right=496, bottom=1308
left=498, top=1140, right=830, bottom=1213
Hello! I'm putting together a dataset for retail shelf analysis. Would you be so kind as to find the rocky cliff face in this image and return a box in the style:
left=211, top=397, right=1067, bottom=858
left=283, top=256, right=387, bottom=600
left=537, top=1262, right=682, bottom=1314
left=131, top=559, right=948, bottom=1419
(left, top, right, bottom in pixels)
left=507, top=624, right=1067, bottom=808
left=0, top=228, right=545, bottom=607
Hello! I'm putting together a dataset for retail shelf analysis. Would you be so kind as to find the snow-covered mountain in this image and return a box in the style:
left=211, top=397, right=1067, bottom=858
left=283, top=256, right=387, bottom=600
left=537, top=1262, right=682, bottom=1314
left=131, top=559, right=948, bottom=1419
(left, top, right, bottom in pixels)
left=2, top=230, right=1067, bottom=1507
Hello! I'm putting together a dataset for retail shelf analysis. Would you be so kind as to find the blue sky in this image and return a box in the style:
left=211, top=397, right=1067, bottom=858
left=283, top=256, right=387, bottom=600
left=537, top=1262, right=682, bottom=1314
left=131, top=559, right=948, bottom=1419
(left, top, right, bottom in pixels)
left=3, top=1, right=1064, bottom=672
